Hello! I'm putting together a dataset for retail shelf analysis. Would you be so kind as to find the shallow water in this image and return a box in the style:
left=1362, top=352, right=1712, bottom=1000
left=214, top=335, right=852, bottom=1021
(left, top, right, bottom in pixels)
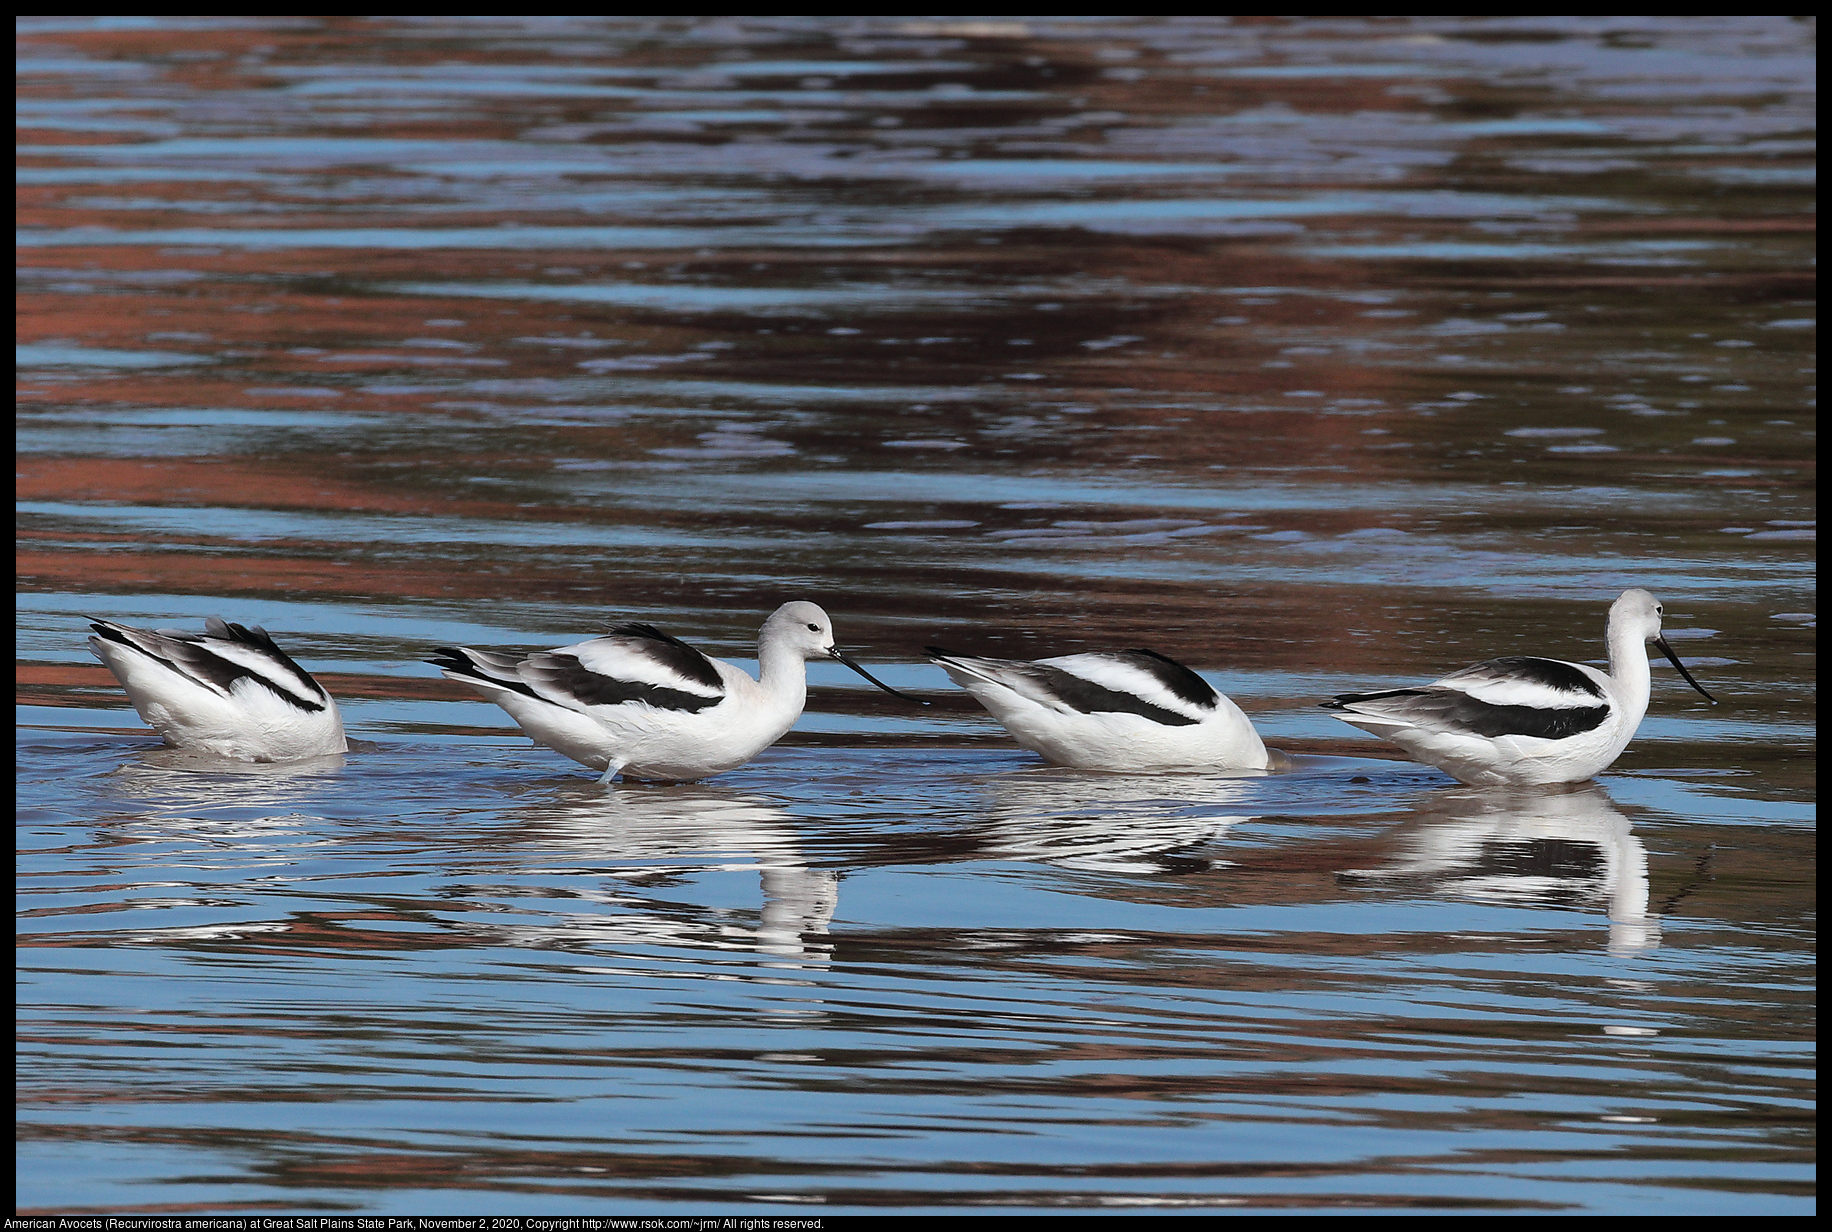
left=16, top=15, right=1815, bottom=1215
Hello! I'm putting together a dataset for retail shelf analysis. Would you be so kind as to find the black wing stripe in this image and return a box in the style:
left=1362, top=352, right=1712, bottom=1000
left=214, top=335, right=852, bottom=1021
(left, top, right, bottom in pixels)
left=1027, top=661, right=1200, bottom=727
left=92, top=621, right=236, bottom=692
left=534, top=653, right=724, bottom=714
left=931, top=645, right=1218, bottom=724
left=1447, top=695, right=1611, bottom=739
left=1119, top=648, right=1219, bottom=709
left=1327, top=687, right=1610, bottom=740
left=605, top=622, right=724, bottom=690
left=1479, top=656, right=1608, bottom=700
left=210, top=619, right=330, bottom=705
left=92, top=620, right=327, bottom=714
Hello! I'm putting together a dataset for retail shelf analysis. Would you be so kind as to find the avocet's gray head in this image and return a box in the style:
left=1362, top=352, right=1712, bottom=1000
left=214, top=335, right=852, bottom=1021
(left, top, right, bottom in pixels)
left=763, top=601, right=837, bottom=657
left=1612, top=589, right=1716, bottom=704
left=763, top=601, right=926, bottom=704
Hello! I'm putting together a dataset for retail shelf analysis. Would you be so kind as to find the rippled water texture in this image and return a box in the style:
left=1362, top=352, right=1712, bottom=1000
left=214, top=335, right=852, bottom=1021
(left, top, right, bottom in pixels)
left=17, top=15, right=1815, bottom=1215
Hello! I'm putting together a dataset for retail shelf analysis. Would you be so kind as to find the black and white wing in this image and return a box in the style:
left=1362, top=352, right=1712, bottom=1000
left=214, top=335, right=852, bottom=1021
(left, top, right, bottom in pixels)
left=1324, top=655, right=1611, bottom=741
left=87, top=617, right=345, bottom=760
left=930, top=646, right=1217, bottom=727
left=432, top=621, right=727, bottom=715
left=88, top=617, right=332, bottom=714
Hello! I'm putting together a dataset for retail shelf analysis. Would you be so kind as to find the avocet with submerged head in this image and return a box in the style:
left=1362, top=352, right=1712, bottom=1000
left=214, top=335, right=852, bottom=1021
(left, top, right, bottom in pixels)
left=928, top=644, right=1270, bottom=772
left=87, top=617, right=347, bottom=761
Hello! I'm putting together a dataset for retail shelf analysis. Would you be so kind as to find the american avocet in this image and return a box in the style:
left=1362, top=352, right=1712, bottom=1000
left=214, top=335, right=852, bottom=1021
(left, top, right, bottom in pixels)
left=430, top=601, right=921, bottom=783
left=86, top=617, right=347, bottom=761
left=927, top=645, right=1270, bottom=772
left=1321, top=588, right=1716, bottom=787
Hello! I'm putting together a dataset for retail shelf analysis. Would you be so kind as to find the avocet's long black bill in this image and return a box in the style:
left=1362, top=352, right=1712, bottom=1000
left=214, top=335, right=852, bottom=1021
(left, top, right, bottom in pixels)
left=829, top=648, right=929, bottom=705
left=1653, top=635, right=1717, bottom=704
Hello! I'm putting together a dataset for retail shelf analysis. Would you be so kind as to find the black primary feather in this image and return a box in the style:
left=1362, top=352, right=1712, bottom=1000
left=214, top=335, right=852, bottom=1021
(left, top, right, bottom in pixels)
left=1444, top=656, right=1607, bottom=701
left=533, top=652, right=724, bottom=713
left=930, top=648, right=1201, bottom=727
left=605, top=622, right=725, bottom=691
left=1116, top=648, right=1220, bottom=710
left=1324, top=688, right=1610, bottom=740
left=92, top=618, right=328, bottom=713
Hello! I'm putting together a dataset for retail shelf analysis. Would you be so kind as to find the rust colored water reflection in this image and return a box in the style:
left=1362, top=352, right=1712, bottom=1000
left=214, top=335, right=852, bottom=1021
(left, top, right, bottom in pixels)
left=17, top=16, right=1814, bottom=1215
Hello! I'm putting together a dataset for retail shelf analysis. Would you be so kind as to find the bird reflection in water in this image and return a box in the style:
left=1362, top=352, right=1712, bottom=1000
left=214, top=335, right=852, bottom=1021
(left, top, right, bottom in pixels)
left=1339, top=784, right=1659, bottom=953
left=112, top=741, right=349, bottom=777
left=515, top=782, right=836, bottom=968
left=101, top=743, right=350, bottom=837
left=963, top=767, right=1257, bottom=874
left=515, top=769, right=1258, bottom=973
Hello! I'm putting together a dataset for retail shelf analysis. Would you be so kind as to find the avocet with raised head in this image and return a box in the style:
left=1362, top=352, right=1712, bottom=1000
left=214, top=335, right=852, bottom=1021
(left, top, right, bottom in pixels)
left=928, top=644, right=1270, bottom=772
left=87, top=617, right=347, bottom=761
left=1321, top=588, right=1716, bottom=787
left=430, top=601, right=921, bottom=783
